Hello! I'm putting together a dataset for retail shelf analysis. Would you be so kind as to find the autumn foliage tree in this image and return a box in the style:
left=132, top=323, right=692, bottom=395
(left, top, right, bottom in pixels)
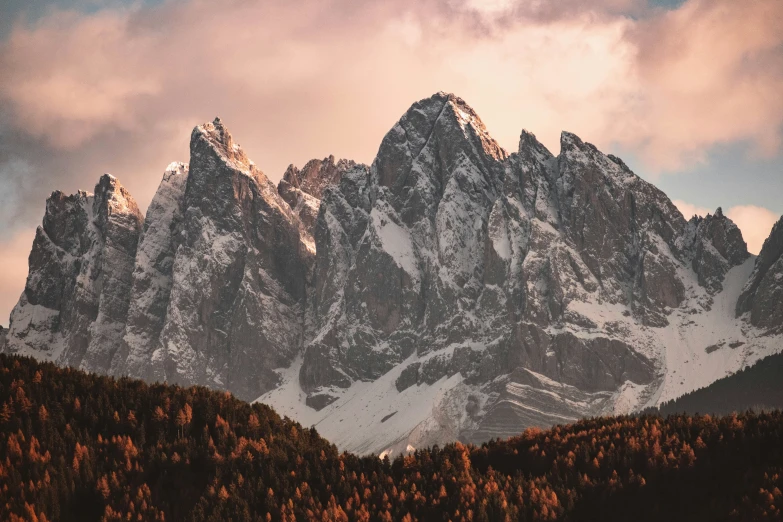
left=0, top=353, right=781, bottom=521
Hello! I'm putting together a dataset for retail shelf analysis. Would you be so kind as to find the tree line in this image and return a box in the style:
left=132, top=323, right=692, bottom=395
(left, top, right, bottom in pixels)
left=0, top=353, right=781, bottom=521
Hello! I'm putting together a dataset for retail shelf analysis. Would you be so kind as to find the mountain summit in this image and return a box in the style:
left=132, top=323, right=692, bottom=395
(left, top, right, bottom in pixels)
left=3, top=93, right=782, bottom=456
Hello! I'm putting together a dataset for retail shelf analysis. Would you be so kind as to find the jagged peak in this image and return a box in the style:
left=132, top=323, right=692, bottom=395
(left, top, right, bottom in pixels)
left=93, top=173, right=142, bottom=221
left=95, top=173, right=121, bottom=193
left=755, top=215, right=783, bottom=261
left=518, top=129, right=539, bottom=146
left=191, top=117, right=252, bottom=173
left=692, top=206, right=750, bottom=268
left=161, top=162, right=189, bottom=186
left=736, top=214, right=783, bottom=318
left=518, top=129, right=554, bottom=159
left=557, top=131, right=650, bottom=191
left=559, top=130, right=580, bottom=145
left=95, top=173, right=131, bottom=199
left=410, top=93, right=503, bottom=149
left=559, top=130, right=597, bottom=153
left=280, top=155, right=357, bottom=201
left=48, top=189, right=86, bottom=202
left=702, top=207, right=738, bottom=230
left=282, top=164, right=300, bottom=187
left=375, top=92, right=509, bottom=188
left=165, top=161, right=188, bottom=172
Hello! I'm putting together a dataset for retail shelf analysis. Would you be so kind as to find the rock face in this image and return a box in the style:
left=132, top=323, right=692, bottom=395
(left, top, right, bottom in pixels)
left=736, top=216, right=783, bottom=330
left=679, top=208, right=751, bottom=293
left=3, top=93, right=782, bottom=456
left=124, top=119, right=310, bottom=400
left=278, top=156, right=358, bottom=255
left=112, top=162, right=190, bottom=381
left=2, top=175, right=143, bottom=373
left=300, top=94, right=704, bottom=400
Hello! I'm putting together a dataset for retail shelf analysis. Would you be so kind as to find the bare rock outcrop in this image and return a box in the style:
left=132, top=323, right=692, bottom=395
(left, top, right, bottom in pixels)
left=736, top=216, right=783, bottom=330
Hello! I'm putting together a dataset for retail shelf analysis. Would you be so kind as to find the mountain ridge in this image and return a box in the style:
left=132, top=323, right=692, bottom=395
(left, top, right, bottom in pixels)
left=2, top=92, right=782, bottom=458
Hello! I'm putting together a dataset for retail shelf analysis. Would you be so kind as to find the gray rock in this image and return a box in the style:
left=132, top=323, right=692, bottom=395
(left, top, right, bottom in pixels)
left=153, top=118, right=309, bottom=400
left=278, top=156, right=358, bottom=254
left=3, top=175, right=143, bottom=373
left=4, top=92, right=778, bottom=456
left=736, top=216, right=783, bottom=330
left=679, top=208, right=750, bottom=293
left=113, top=162, right=190, bottom=382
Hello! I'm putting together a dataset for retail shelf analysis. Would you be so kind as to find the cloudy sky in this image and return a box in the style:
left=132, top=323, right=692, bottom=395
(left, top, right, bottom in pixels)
left=0, top=0, right=782, bottom=326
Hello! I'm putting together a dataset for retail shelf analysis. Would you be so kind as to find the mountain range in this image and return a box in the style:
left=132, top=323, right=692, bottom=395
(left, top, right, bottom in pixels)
left=3, top=92, right=782, bottom=457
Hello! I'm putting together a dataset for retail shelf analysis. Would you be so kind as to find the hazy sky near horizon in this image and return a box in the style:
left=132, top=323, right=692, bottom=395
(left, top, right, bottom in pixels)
left=0, top=0, right=782, bottom=326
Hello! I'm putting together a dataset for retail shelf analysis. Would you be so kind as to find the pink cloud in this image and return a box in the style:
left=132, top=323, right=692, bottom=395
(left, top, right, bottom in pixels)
left=726, top=205, right=780, bottom=256
left=625, top=0, right=783, bottom=170
left=0, top=228, right=34, bottom=327
left=0, top=0, right=780, bottom=176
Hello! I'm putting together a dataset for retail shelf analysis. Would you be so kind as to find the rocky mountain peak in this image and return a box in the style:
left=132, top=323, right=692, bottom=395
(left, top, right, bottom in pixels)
left=281, top=156, right=355, bottom=200
left=93, top=173, right=143, bottom=230
left=699, top=209, right=748, bottom=264
left=736, top=215, right=783, bottom=329
left=278, top=156, right=362, bottom=255
left=370, top=92, right=509, bottom=245
left=133, top=117, right=309, bottom=401
left=3, top=171, right=144, bottom=373
left=680, top=208, right=749, bottom=293
left=191, top=117, right=252, bottom=173
left=518, top=129, right=551, bottom=155
left=5, top=92, right=783, bottom=459
left=41, top=189, right=93, bottom=257
left=558, top=131, right=632, bottom=182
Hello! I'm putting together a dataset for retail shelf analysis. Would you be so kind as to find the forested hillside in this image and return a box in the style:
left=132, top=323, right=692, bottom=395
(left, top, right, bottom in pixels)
left=656, top=351, right=783, bottom=416
left=1, top=354, right=782, bottom=521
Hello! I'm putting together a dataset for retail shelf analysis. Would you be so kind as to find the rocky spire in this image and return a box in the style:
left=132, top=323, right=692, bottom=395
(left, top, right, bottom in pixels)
left=736, top=215, right=783, bottom=329
left=112, top=162, right=189, bottom=380
left=151, top=117, right=308, bottom=400
left=3, top=174, right=143, bottom=373
left=681, top=208, right=750, bottom=293
left=277, top=156, right=360, bottom=254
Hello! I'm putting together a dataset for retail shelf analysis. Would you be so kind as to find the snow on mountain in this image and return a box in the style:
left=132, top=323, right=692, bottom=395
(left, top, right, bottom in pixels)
left=113, top=162, right=189, bottom=381
left=2, top=175, right=143, bottom=372
left=3, top=93, right=783, bottom=458
left=148, top=118, right=310, bottom=401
